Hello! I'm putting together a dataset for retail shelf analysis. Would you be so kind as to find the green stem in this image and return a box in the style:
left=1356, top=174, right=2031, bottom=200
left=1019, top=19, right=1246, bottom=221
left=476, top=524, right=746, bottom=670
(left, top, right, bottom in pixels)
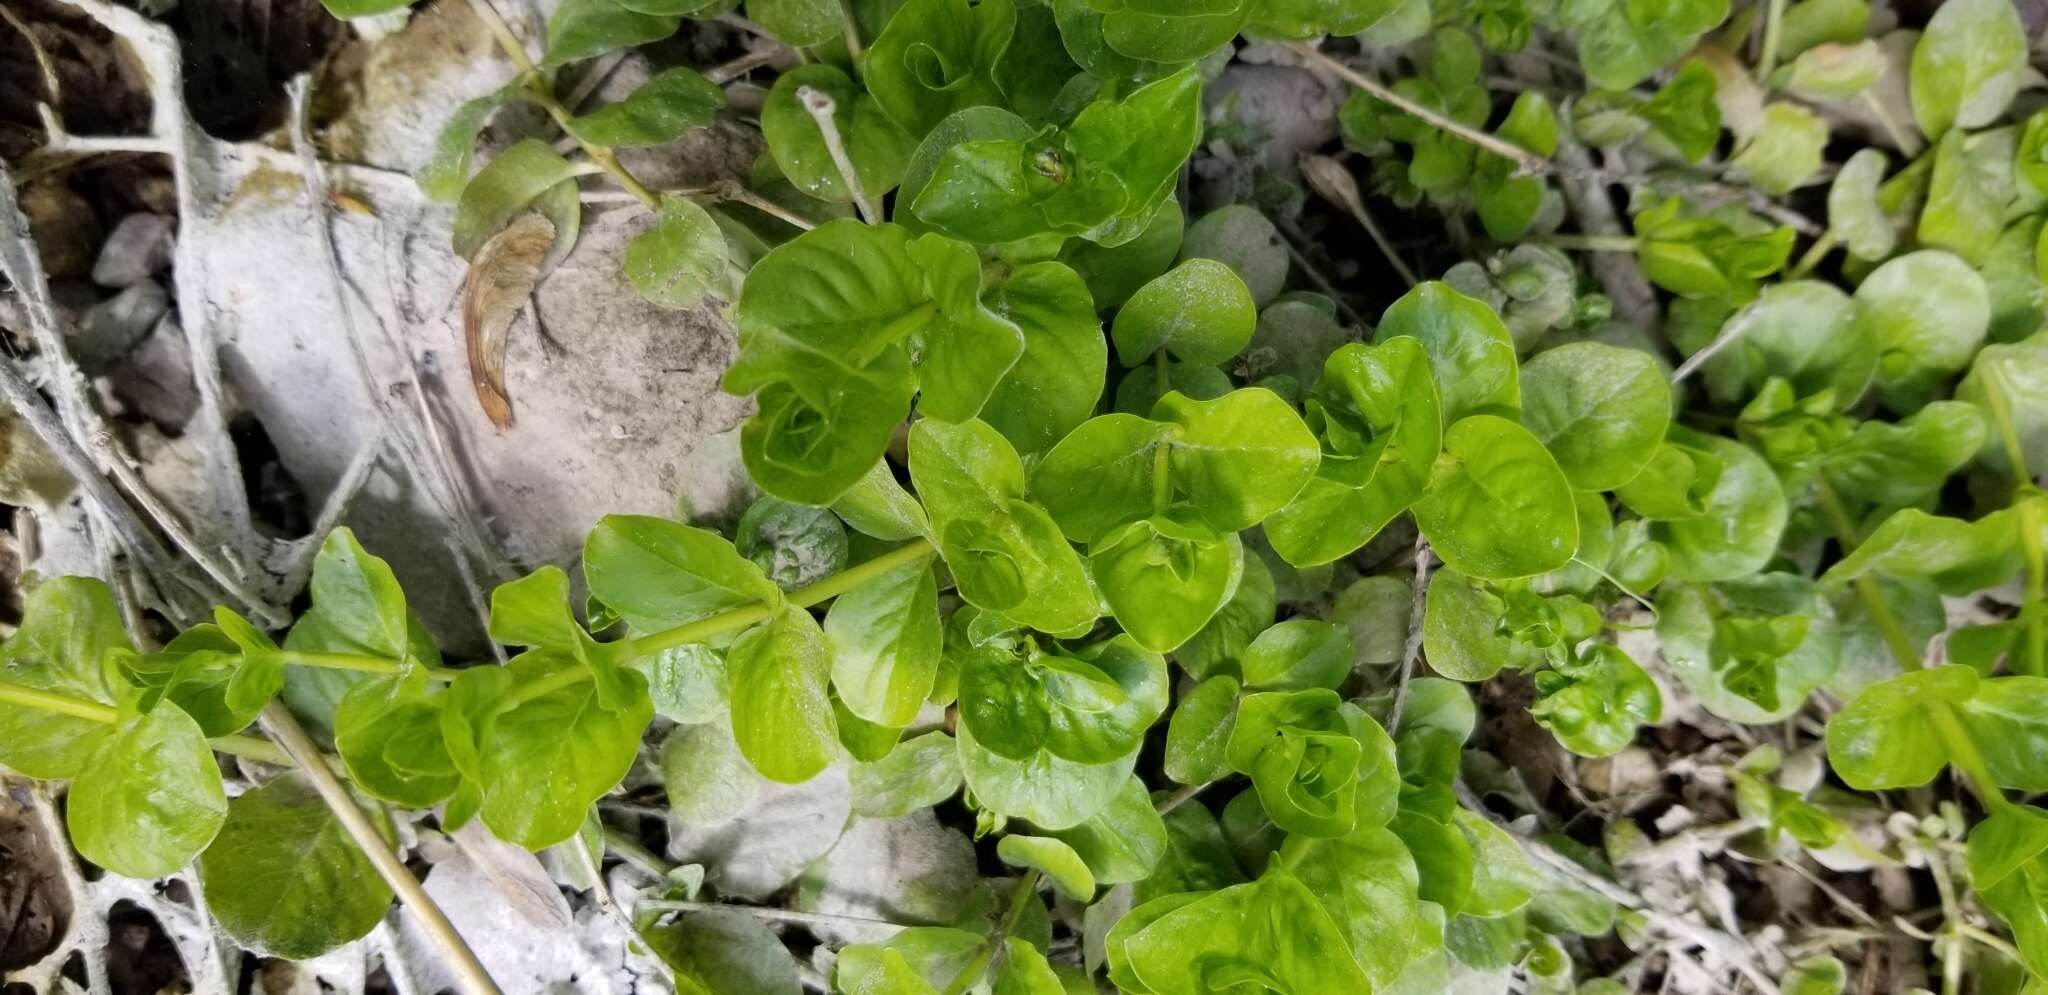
left=1980, top=367, right=2037, bottom=486
left=1787, top=230, right=1835, bottom=280
left=940, top=871, right=1042, bottom=995
left=1542, top=234, right=1640, bottom=253
left=269, top=650, right=464, bottom=683
left=1757, top=0, right=1787, bottom=79
left=836, top=0, right=863, bottom=61
left=612, top=539, right=938, bottom=662
left=2021, top=499, right=2046, bottom=676
left=1817, top=479, right=1925, bottom=673
left=0, top=677, right=291, bottom=765
left=1930, top=703, right=2014, bottom=813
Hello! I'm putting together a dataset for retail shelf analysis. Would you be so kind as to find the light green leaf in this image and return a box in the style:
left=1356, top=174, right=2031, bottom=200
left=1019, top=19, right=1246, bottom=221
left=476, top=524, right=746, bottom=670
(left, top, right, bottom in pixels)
left=571, top=66, right=725, bottom=147
left=957, top=716, right=1138, bottom=830
left=1373, top=281, right=1519, bottom=422
left=1519, top=342, right=1671, bottom=491
left=1910, top=0, right=2026, bottom=139
left=850, top=731, right=963, bottom=818
left=451, top=140, right=585, bottom=259
left=1240, top=620, right=1351, bottom=692
left=1414, top=415, right=1577, bottom=581
left=650, top=908, right=804, bottom=995
left=1727, top=103, right=1828, bottom=195
left=584, top=514, right=781, bottom=633
left=762, top=64, right=915, bottom=205
left=1819, top=504, right=2024, bottom=595
left=1825, top=665, right=1978, bottom=789
left=827, top=558, right=942, bottom=727
left=863, top=0, right=1015, bottom=136
left=999, top=835, right=1097, bottom=899
left=458, top=651, right=652, bottom=848
left=1651, top=429, right=1788, bottom=583
left=0, top=577, right=132, bottom=777
left=1857, top=249, right=1991, bottom=413
left=1112, top=259, right=1257, bottom=367
left=1656, top=574, right=1841, bottom=723
left=730, top=607, right=839, bottom=784
left=1059, top=198, right=1184, bottom=309
left=544, top=0, right=680, bottom=66
left=1117, top=871, right=1374, bottom=994
left=1828, top=147, right=1898, bottom=261
left=661, top=719, right=763, bottom=824
left=417, top=86, right=521, bottom=203
left=1090, top=516, right=1243, bottom=653
left=832, top=460, right=931, bottom=542
left=70, top=703, right=226, bottom=877
left=1920, top=127, right=2017, bottom=267
left=980, top=261, right=1107, bottom=458
left=1559, top=0, right=1731, bottom=90
left=1528, top=643, right=1662, bottom=757
left=626, top=196, right=729, bottom=310
left=1165, top=674, right=1240, bottom=785
left=749, top=0, right=842, bottom=45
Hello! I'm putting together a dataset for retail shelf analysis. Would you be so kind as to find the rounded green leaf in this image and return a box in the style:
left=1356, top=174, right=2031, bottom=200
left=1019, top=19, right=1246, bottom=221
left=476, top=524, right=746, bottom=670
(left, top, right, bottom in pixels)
left=1119, top=872, right=1373, bottom=994
left=0, top=578, right=132, bottom=777
left=1182, top=204, right=1288, bottom=308
left=826, top=559, right=942, bottom=727
left=998, top=835, right=1096, bottom=900
left=750, top=0, right=842, bottom=46
left=626, top=196, right=728, bottom=310
left=570, top=67, right=725, bottom=147
left=1151, top=388, right=1322, bottom=533
left=1280, top=827, right=1431, bottom=989
left=1177, top=552, right=1275, bottom=680
left=466, top=652, right=654, bottom=848
left=1111, top=258, right=1257, bottom=367
left=661, top=719, right=764, bottom=825
left=198, top=771, right=395, bottom=960
left=542, top=0, right=680, bottom=67
left=862, top=0, right=1015, bottom=136
left=738, top=496, right=850, bottom=590
left=1910, top=0, right=2026, bottom=139
left=762, top=65, right=915, bottom=205
left=1420, top=566, right=1521, bottom=682
left=1164, top=674, right=1240, bottom=786
left=1828, top=148, right=1898, bottom=262
left=1373, top=281, right=1520, bottom=422
left=730, top=608, right=839, bottom=784
left=333, top=677, right=461, bottom=808
left=1853, top=250, right=1990, bottom=410
left=1031, top=413, right=1177, bottom=541
left=584, top=514, right=781, bottom=633
left=1519, top=342, right=1670, bottom=491
left=1414, top=415, right=1578, bottom=581
left=1049, top=774, right=1167, bottom=885
left=650, top=908, right=804, bottom=995
left=895, top=107, right=1035, bottom=234
left=1089, top=516, right=1243, bottom=653
left=1655, top=574, right=1841, bottom=724
left=1651, top=430, right=1788, bottom=582
left=1226, top=690, right=1394, bottom=838
left=1958, top=676, right=2048, bottom=793
left=1240, top=619, right=1351, bottom=692
left=70, top=703, right=227, bottom=878
left=1060, top=198, right=1184, bottom=308
left=451, top=140, right=583, bottom=259
left=980, top=261, right=1108, bottom=458
left=957, top=717, right=1137, bottom=830
left=1826, top=665, right=1978, bottom=790
left=1528, top=644, right=1662, bottom=758
left=1094, top=0, right=1251, bottom=63
left=849, top=731, right=963, bottom=818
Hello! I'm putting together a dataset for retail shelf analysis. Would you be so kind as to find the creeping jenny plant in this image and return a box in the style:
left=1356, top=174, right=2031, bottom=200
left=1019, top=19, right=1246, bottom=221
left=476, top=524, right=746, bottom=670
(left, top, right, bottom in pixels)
left=5, top=0, right=2048, bottom=991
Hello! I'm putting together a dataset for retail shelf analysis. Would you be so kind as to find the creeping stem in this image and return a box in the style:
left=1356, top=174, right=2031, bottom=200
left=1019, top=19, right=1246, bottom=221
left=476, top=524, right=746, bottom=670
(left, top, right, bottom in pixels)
left=939, top=870, right=1043, bottom=995
left=0, top=678, right=292, bottom=767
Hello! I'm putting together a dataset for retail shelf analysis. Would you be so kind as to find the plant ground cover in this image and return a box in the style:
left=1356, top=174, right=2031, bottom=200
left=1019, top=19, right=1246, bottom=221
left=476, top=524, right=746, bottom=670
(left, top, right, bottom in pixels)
left=2, top=0, right=2048, bottom=992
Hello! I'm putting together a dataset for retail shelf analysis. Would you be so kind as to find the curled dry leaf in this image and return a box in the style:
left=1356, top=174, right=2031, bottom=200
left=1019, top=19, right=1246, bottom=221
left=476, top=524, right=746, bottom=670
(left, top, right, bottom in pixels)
left=461, top=212, right=556, bottom=429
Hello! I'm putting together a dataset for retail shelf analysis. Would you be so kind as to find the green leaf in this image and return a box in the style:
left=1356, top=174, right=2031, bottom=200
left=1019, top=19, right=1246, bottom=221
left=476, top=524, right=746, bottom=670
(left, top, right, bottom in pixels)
left=198, top=771, right=394, bottom=959
left=454, top=650, right=653, bottom=848
left=1227, top=689, right=1398, bottom=838
left=1909, top=0, right=2026, bottom=139
left=957, top=714, right=1138, bottom=830
left=1958, top=332, right=2048, bottom=478
left=1828, top=148, right=1898, bottom=261
left=1454, top=807, right=1541, bottom=916
left=993, top=3, right=1082, bottom=122
left=1639, top=59, right=1721, bottom=162
left=999, top=835, right=1097, bottom=899
left=545, top=0, right=681, bottom=65
left=980, top=261, right=1107, bottom=458
left=1088, top=0, right=1249, bottom=63
left=738, top=496, right=850, bottom=589
left=1420, top=568, right=1537, bottom=682
left=1958, top=676, right=2048, bottom=792
left=1092, top=515, right=1243, bottom=652
left=1033, top=388, right=1319, bottom=541
left=1240, top=620, right=1352, bottom=692
left=660, top=719, right=762, bottom=824
left=1177, top=552, right=1274, bottom=680
left=1414, top=414, right=1578, bottom=581
left=850, top=730, right=963, bottom=817
left=762, top=64, right=916, bottom=204
left=637, top=642, right=727, bottom=724
left=895, top=106, right=1037, bottom=235
left=1247, top=0, right=1400, bottom=38
left=70, top=702, right=226, bottom=877
left=1373, top=281, right=1519, bottom=422
left=1266, top=338, right=1441, bottom=567
left=650, top=908, right=805, bottom=995
left=912, top=68, right=1203, bottom=245
left=1059, top=198, right=1184, bottom=308
left=730, top=607, right=839, bottom=783
left=333, top=674, right=461, bottom=808
left=1818, top=400, right=1986, bottom=507
left=1651, top=429, right=1788, bottom=583
left=833, top=460, right=931, bottom=542
left=1726, top=103, right=1827, bottom=196
left=584, top=514, right=781, bottom=633
left=1856, top=249, right=1991, bottom=411
left=1819, top=505, right=2024, bottom=595
left=451, top=140, right=584, bottom=258
left=316, top=0, right=411, bottom=16
left=1656, top=575, right=1841, bottom=723
left=1519, top=342, right=1670, bottom=491
left=1698, top=280, right=1873, bottom=409
left=863, top=0, right=1015, bottom=136
left=826, top=557, right=942, bottom=727
left=1116, top=871, right=1374, bottom=994
left=961, top=636, right=1166, bottom=764
left=1631, top=194, right=1794, bottom=300
left=1279, top=827, right=1432, bottom=989
left=1164, top=674, right=1240, bottom=785
left=1967, top=805, right=2048, bottom=979
left=571, top=66, right=725, bottom=147
left=1528, top=644, right=1661, bottom=757
left=1559, top=0, right=1730, bottom=90
left=1824, top=665, right=1977, bottom=789
left=749, top=0, right=841, bottom=44
left=309, top=528, right=412, bottom=660
left=1112, top=259, right=1257, bottom=367
left=1182, top=204, right=1289, bottom=309
left=417, top=86, right=521, bottom=203
left=910, top=418, right=1097, bottom=634
left=626, top=196, right=729, bottom=310
left=1921, top=127, right=2017, bottom=267
left=0, top=577, right=132, bottom=777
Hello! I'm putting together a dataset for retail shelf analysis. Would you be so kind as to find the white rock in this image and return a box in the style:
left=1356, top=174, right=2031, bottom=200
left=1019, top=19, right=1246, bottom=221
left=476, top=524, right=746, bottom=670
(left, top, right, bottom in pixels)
left=667, top=766, right=852, bottom=901
left=91, top=213, right=176, bottom=288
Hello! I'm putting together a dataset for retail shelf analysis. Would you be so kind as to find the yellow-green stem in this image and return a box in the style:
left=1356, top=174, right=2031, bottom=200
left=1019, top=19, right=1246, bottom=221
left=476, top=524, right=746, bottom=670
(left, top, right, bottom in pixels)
left=0, top=678, right=291, bottom=765
left=1543, top=234, right=1640, bottom=253
left=940, top=870, right=1042, bottom=995
left=1757, top=0, right=1788, bottom=79
left=270, top=650, right=464, bottom=683
left=1787, top=230, right=1835, bottom=280
left=1929, top=703, right=2013, bottom=813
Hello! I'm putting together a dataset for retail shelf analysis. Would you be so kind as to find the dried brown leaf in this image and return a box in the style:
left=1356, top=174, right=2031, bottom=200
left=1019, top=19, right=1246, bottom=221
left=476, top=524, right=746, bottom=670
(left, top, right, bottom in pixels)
left=461, top=212, right=554, bottom=429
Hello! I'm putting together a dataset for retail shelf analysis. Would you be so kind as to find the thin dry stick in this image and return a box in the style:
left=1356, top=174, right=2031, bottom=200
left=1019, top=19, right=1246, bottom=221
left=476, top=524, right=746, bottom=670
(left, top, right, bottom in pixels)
left=1671, top=299, right=1762, bottom=384
left=258, top=702, right=503, bottom=995
left=1386, top=538, right=1433, bottom=735
left=1290, top=41, right=1548, bottom=176
left=706, top=48, right=781, bottom=85
left=1300, top=153, right=1417, bottom=287
left=639, top=900, right=911, bottom=931
left=796, top=85, right=879, bottom=223
left=284, top=426, right=391, bottom=586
